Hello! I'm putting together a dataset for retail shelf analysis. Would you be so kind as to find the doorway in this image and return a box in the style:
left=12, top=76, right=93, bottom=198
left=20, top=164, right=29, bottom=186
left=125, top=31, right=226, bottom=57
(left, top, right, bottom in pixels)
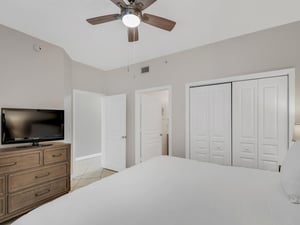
left=73, top=91, right=127, bottom=176
left=135, top=86, right=172, bottom=164
left=73, top=90, right=104, bottom=177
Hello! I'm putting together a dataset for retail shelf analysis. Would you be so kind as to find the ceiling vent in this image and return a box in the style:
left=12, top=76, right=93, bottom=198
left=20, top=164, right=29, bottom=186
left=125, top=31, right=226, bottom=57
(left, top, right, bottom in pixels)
left=141, top=66, right=150, bottom=74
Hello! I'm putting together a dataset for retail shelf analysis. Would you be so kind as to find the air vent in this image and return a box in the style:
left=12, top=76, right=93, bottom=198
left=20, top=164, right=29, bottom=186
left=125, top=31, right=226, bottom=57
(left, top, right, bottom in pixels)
left=141, top=66, right=150, bottom=74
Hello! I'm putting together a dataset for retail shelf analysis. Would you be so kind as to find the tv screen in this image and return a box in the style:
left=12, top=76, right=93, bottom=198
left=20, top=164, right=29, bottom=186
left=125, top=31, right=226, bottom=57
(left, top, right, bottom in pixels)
left=1, top=108, right=64, bottom=145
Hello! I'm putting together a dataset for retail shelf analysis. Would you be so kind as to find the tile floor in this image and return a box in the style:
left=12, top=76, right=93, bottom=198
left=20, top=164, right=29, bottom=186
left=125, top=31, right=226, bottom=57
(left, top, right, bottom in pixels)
left=71, top=167, right=116, bottom=191
left=3, top=167, right=116, bottom=225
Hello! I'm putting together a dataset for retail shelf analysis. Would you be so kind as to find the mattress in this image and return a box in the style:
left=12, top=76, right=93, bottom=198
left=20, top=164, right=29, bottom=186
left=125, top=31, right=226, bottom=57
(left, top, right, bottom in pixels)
left=13, top=156, right=300, bottom=225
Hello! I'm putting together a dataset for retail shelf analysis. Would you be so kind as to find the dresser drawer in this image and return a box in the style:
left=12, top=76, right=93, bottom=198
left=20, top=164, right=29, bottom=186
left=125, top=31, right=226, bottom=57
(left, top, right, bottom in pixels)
left=8, top=178, right=68, bottom=214
left=0, top=177, right=5, bottom=196
left=44, top=148, right=68, bottom=165
left=0, top=152, right=42, bottom=174
left=9, top=164, right=69, bottom=193
left=0, top=198, right=5, bottom=217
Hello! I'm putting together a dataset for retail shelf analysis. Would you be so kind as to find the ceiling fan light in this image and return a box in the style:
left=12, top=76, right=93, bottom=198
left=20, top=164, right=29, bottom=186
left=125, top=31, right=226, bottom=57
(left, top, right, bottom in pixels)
left=122, top=14, right=141, bottom=28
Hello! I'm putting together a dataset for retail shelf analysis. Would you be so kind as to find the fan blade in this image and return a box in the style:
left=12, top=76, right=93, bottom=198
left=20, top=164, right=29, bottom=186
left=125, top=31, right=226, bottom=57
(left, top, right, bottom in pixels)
left=128, top=27, right=139, bottom=42
left=142, top=13, right=176, bottom=31
left=135, top=0, right=157, bottom=10
left=111, top=0, right=127, bottom=8
left=87, top=14, right=120, bottom=25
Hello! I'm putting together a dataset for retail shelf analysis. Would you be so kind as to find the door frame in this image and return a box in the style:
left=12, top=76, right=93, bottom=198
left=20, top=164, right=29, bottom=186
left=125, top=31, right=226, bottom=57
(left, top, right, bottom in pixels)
left=135, top=85, right=173, bottom=164
left=185, top=68, right=295, bottom=159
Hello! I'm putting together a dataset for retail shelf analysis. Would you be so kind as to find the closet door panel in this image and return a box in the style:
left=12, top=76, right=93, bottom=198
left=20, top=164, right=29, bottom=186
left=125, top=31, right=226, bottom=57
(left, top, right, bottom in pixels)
left=190, top=86, right=210, bottom=162
left=209, top=84, right=232, bottom=166
left=233, top=80, right=258, bottom=168
left=258, top=76, right=288, bottom=171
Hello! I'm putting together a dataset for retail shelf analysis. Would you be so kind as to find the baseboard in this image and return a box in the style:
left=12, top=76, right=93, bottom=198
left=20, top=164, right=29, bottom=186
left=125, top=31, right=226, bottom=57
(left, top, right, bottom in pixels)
left=75, top=153, right=102, bottom=161
left=72, top=153, right=102, bottom=179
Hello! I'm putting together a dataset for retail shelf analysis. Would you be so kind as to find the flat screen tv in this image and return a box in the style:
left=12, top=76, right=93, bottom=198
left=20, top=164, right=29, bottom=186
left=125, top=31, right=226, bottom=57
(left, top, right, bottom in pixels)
left=1, top=108, right=64, bottom=146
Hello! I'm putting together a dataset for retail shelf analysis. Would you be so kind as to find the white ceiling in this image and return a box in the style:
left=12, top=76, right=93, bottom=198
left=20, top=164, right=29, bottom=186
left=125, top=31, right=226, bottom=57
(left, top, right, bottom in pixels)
left=1, top=0, right=300, bottom=71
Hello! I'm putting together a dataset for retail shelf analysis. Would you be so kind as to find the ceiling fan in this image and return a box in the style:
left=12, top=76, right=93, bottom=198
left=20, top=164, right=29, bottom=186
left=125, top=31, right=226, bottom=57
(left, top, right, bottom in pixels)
left=86, top=0, right=176, bottom=42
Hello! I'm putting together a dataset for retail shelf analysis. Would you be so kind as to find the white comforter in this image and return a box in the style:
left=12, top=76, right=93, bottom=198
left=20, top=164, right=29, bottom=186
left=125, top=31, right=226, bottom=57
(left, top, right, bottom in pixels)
left=13, top=156, right=300, bottom=225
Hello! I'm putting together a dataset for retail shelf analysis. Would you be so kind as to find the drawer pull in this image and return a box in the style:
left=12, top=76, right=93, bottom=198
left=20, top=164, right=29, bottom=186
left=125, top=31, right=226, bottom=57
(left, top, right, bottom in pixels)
left=35, top=189, right=50, bottom=197
left=35, top=172, right=50, bottom=179
left=52, top=153, right=62, bottom=158
left=0, top=162, right=17, bottom=168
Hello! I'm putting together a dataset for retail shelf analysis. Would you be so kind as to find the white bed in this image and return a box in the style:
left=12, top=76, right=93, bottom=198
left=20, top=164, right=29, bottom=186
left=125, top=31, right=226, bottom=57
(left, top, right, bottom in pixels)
left=13, top=156, right=300, bottom=225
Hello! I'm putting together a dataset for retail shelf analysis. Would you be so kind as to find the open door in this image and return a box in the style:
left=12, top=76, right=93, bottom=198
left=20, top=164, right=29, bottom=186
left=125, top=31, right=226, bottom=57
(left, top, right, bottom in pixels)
left=102, top=94, right=126, bottom=171
left=140, top=94, right=163, bottom=162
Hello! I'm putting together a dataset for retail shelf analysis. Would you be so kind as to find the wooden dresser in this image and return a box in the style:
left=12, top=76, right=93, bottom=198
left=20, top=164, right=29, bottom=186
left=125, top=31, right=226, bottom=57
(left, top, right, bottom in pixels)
left=0, top=143, right=70, bottom=223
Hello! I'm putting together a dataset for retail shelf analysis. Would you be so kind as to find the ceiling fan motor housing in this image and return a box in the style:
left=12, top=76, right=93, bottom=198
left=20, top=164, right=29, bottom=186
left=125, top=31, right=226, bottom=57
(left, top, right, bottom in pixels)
left=121, top=7, right=142, bottom=19
left=86, top=0, right=176, bottom=42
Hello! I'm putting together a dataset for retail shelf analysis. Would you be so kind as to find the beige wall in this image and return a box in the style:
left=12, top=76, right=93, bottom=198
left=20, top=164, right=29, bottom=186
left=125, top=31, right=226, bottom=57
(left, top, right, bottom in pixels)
left=0, top=25, right=65, bottom=110
left=64, top=53, right=73, bottom=144
left=106, top=21, right=300, bottom=167
left=0, top=25, right=106, bottom=152
left=1, top=21, right=300, bottom=166
left=72, top=61, right=106, bottom=94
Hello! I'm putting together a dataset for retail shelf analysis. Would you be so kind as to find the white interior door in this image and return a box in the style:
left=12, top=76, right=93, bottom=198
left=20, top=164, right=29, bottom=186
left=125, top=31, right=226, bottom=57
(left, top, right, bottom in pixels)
left=190, top=83, right=231, bottom=166
left=102, top=94, right=126, bottom=171
left=233, top=80, right=258, bottom=168
left=140, top=94, right=162, bottom=162
left=258, top=76, right=288, bottom=171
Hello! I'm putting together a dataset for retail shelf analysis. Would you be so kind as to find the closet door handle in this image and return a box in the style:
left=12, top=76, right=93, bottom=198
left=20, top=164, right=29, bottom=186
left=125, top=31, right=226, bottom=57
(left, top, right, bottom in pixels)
left=121, top=136, right=127, bottom=139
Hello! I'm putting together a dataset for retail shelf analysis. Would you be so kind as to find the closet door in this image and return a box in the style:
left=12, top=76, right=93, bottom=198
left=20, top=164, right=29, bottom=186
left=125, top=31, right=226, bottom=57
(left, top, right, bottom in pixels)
left=209, top=84, right=232, bottom=166
left=233, top=80, right=258, bottom=168
left=190, top=83, right=231, bottom=165
left=190, top=86, right=210, bottom=162
left=258, top=76, right=288, bottom=171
